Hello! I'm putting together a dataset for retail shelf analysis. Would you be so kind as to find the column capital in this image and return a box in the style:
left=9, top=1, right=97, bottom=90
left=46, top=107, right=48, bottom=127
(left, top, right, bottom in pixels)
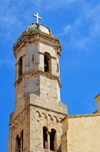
left=46, top=131, right=51, bottom=135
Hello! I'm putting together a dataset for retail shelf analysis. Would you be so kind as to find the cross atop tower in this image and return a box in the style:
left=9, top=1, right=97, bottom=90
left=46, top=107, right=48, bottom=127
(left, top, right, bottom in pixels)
left=33, top=13, right=42, bottom=24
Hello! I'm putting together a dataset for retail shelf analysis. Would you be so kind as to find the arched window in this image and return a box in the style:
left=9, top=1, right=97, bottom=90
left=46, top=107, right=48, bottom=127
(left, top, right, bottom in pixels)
left=16, top=135, right=21, bottom=152
left=19, top=57, right=22, bottom=78
left=15, top=130, right=23, bottom=152
left=43, top=126, right=48, bottom=149
left=44, top=52, right=51, bottom=73
left=50, top=129, right=57, bottom=151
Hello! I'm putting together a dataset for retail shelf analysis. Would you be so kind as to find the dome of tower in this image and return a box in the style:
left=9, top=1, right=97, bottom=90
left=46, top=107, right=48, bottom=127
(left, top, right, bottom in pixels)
left=26, top=23, right=51, bottom=35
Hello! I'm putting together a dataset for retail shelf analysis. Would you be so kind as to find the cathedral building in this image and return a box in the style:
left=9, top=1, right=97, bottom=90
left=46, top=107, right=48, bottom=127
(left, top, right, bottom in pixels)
left=8, top=14, right=100, bottom=152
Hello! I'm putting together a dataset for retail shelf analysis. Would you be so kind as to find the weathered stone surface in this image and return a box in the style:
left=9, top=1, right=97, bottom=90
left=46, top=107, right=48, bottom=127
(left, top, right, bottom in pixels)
left=8, top=24, right=67, bottom=152
left=8, top=107, right=30, bottom=152
left=61, top=114, right=100, bottom=152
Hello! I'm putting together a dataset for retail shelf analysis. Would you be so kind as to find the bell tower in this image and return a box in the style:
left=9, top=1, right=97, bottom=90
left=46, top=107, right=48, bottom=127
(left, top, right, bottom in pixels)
left=8, top=14, right=67, bottom=152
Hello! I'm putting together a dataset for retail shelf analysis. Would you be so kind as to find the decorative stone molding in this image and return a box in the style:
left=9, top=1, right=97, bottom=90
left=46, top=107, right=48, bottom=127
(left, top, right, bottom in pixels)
left=9, top=113, right=26, bottom=131
left=14, top=70, right=61, bottom=88
left=34, top=109, right=63, bottom=123
left=61, top=113, right=100, bottom=122
left=13, top=32, right=62, bottom=57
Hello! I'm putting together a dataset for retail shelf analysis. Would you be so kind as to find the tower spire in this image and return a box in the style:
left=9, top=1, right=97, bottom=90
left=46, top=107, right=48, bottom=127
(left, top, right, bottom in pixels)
left=33, top=13, right=42, bottom=24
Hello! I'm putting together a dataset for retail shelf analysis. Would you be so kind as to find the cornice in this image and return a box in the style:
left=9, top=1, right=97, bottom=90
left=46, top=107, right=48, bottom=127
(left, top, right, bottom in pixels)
left=9, top=103, right=67, bottom=125
left=61, top=113, right=100, bottom=122
left=13, top=31, right=62, bottom=57
left=9, top=104, right=30, bottom=125
left=14, top=70, right=62, bottom=88
left=30, top=103, right=67, bottom=116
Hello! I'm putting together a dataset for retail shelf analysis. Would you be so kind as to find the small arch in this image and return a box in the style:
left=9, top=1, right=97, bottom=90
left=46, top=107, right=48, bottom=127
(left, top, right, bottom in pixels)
left=50, top=128, right=57, bottom=151
left=43, top=126, right=48, bottom=149
left=36, top=111, right=40, bottom=118
left=48, top=114, right=52, bottom=121
left=53, top=116, right=58, bottom=123
left=60, top=117, right=62, bottom=122
left=15, top=131, right=23, bottom=152
left=42, top=113, right=46, bottom=119
left=16, top=135, right=21, bottom=152
left=44, top=52, right=51, bottom=73
left=18, top=57, right=23, bottom=78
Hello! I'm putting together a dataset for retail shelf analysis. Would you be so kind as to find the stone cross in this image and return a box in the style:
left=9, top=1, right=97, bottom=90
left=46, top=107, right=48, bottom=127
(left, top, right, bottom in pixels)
left=33, top=13, right=42, bottom=24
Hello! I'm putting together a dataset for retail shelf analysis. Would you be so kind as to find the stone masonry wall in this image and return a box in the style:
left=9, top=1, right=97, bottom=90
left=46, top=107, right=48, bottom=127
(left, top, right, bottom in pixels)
left=11, top=31, right=64, bottom=152
left=15, top=74, right=40, bottom=118
left=30, top=94, right=67, bottom=115
left=8, top=107, right=30, bottom=152
left=15, top=79, right=25, bottom=115
left=39, top=42, right=58, bottom=77
left=61, top=114, right=100, bottom=152
left=30, top=105, right=65, bottom=152
left=40, top=75, right=60, bottom=103
left=16, top=42, right=38, bottom=81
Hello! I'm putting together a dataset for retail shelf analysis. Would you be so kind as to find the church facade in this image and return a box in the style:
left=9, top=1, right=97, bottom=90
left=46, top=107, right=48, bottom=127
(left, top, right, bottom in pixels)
left=8, top=16, right=100, bottom=152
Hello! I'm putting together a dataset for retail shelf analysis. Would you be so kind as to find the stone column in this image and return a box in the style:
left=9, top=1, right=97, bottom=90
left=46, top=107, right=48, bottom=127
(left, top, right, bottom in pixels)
left=46, top=131, right=51, bottom=150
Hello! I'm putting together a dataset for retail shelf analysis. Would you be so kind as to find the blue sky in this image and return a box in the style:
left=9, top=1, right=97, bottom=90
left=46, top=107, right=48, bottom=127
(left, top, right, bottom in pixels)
left=0, top=0, right=100, bottom=151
